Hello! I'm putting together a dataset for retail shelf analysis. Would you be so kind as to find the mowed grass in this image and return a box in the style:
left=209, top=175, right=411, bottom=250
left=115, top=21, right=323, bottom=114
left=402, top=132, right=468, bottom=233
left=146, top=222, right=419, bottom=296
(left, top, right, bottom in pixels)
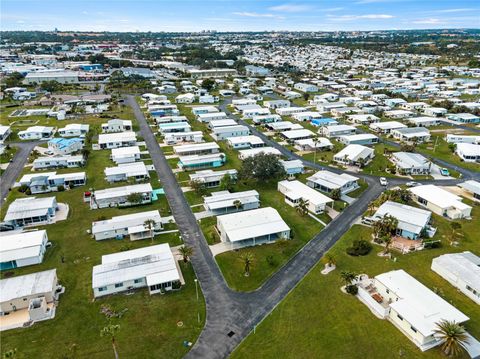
left=0, top=102, right=205, bottom=358
left=232, top=205, right=480, bottom=359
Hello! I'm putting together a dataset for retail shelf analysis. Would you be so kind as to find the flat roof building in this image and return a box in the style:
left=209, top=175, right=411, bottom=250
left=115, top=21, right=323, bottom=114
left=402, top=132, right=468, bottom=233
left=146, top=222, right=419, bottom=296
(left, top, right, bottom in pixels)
left=0, top=230, right=49, bottom=270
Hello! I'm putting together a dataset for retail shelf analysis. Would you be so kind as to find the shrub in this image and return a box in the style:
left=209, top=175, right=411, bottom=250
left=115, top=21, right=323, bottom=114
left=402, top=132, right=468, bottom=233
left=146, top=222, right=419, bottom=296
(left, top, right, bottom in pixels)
left=25, top=188, right=31, bottom=195
left=57, top=185, right=65, bottom=192
left=18, top=184, right=28, bottom=193
left=346, top=239, right=372, bottom=256
left=266, top=255, right=277, bottom=267
left=346, top=284, right=358, bottom=295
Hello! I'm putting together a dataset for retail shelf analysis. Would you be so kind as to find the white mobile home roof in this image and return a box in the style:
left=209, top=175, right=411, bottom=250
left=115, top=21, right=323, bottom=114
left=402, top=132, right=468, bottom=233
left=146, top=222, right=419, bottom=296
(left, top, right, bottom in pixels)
left=179, top=153, right=224, bottom=166
left=209, top=119, right=237, bottom=128
left=278, top=180, right=333, bottom=206
left=376, top=270, right=469, bottom=337
left=217, top=207, right=290, bottom=243
left=98, top=131, right=136, bottom=144
left=104, top=161, right=148, bottom=177
left=4, top=197, right=56, bottom=222
left=227, top=135, right=264, bottom=147
left=409, top=185, right=471, bottom=211
left=0, top=269, right=56, bottom=303
left=281, top=129, right=314, bottom=140
left=459, top=180, right=480, bottom=196
left=173, top=142, right=219, bottom=154
left=307, top=170, right=359, bottom=189
left=92, top=210, right=161, bottom=235
left=94, top=183, right=152, bottom=201
left=335, top=144, right=373, bottom=161
left=392, top=152, right=430, bottom=169
left=239, top=147, right=281, bottom=159
left=374, top=201, right=431, bottom=235
left=111, top=146, right=140, bottom=157
left=370, top=121, right=407, bottom=131
left=432, top=251, right=480, bottom=292
left=92, top=243, right=179, bottom=288
left=189, top=169, right=237, bottom=183
left=0, top=230, right=47, bottom=263
left=204, top=190, right=259, bottom=211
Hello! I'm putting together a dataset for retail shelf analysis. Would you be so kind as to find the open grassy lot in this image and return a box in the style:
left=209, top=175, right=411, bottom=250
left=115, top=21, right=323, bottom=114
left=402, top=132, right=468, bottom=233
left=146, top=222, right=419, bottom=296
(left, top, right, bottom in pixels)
left=232, top=203, right=480, bottom=359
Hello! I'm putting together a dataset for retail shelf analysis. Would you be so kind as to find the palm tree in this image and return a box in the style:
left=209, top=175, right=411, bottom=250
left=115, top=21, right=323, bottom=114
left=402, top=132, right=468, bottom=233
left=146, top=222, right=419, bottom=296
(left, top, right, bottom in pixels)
left=100, top=324, right=120, bottom=359
left=295, top=198, right=309, bottom=216
left=143, top=219, right=156, bottom=243
left=3, top=349, right=17, bottom=359
left=381, top=235, right=393, bottom=254
left=239, top=252, right=254, bottom=277
left=367, top=201, right=376, bottom=216
left=178, top=245, right=193, bottom=263
left=325, top=253, right=336, bottom=268
left=434, top=320, right=469, bottom=357
left=233, top=200, right=242, bottom=212
left=340, top=270, right=357, bottom=286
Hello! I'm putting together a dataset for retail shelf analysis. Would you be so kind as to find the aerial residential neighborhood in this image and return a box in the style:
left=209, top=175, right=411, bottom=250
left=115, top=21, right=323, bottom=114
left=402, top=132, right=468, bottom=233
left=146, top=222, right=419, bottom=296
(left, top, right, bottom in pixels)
left=0, top=1, right=479, bottom=358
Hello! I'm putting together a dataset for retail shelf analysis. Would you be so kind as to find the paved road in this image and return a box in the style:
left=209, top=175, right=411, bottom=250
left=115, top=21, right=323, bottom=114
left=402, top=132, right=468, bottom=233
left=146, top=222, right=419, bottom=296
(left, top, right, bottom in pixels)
left=0, top=141, right=39, bottom=207
left=128, top=96, right=477, bottom=359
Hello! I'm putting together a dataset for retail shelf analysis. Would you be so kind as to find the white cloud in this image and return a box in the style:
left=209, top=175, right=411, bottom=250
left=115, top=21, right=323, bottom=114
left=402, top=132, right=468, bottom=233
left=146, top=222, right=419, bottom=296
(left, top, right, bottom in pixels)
left=435, top=8, right=475, bottom=13
left=328, top=14, right=394, bottom=21
left=412, top=18, right=442, bottom=24
left=268, top=4, right=312, bottom=13
left=232, top=12, right=283, bottom=19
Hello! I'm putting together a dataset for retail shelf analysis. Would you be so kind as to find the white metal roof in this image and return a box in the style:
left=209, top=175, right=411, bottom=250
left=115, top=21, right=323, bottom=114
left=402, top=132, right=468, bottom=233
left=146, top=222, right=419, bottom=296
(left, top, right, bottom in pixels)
left=334, top=144, right=373, bottom=161
left=204, top=190, right=259, bottom=210
left=392, top=152, right=430, bottom=169
left=278, top=180, right=333, bottom=206
left=92, top=210, right=161, bottom=235
left=307, top=170, right=359, bottom=189
left=92, top=243, right=179, bottom=288
left=432, top=251, right=480, bottom=291
left=4, top=197, right=56, bottom=222
left=217, top=207, right=290, bottom=243
left=376, top=270, right=469, bottom=337
left=0, top=230, right=47, bottom=262
left=104, top=161, right=148, bottom=177
left=173, top=142, right=219, bottom=154
left=370, top=121, right=406, bottom=130
left=0, top=269, right=56, bottom=303
left=93, top=183, right=152, bottom=200
left=179, top=153, right=225, bottom=165
left=459, top=180, right=480, bottom=195
left=239, top=147, right=282, bottom=159
left=227, top=135, right=264, bottom=146
left=281, top=129, right=315, bottom=139
left=189, top=169, right=237, bottom=183
left=111, top=146, right=140, bottom=157
left=409, top=185, right=471, bottom=211
left=98, top=131, right=136, bottom=144
left=457, top=143, right=480, bottom=156
left=373, top=201, right=431, bottom=235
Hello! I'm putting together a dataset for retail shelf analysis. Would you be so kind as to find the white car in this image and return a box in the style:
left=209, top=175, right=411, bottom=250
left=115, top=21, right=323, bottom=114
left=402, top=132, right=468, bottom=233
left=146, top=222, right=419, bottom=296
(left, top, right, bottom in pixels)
left=406, top=181, right=419, bottom=187
left=380, top=177, right=388, bottom=186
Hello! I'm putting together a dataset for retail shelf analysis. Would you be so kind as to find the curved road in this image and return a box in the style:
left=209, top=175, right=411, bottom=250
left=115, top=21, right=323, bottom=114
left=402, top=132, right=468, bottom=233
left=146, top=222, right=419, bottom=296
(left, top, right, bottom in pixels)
left=127, top=96, right=478, bottom=359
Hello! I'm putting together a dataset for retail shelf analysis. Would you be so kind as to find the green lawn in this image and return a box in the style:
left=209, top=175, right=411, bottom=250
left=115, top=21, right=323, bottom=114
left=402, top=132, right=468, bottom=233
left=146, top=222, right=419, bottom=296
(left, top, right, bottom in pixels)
left=347, top=179, right=369, bottom=198
left=0, top=99, right=205, bottom=358
left=362, top=143, right=399, bottom=178
left=417, top=135, right=480, bottom=173
left=232, top=202, right=480, bottom=359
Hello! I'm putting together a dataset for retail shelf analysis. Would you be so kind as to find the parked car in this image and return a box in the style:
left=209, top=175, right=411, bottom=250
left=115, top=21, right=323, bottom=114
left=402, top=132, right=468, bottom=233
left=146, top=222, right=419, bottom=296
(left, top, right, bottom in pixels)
left=440, top=168, right=450, bottom=176
left=406, top=181, right=420, bottom=187
left=380, top=177, right=388, bottom=186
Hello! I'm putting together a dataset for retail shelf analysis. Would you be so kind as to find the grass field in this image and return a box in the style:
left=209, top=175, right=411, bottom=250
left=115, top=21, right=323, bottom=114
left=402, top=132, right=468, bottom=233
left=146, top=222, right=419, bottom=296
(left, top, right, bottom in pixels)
left=232, top=202, right=480, bottom=359
left=0, top=101, right=205, bottom=358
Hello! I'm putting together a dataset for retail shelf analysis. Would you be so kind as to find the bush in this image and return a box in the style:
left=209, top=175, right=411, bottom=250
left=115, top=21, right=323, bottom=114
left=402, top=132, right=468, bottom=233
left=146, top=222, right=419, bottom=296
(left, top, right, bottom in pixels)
left=18, top=184, right=28, bottom=193
left=346, top=284, right=358, bottom=295
left=266, top=255, right=277, bottom=267
left=25, top=188, right=32, bottom=195
left=423, top=240, right=441, bottom=249
left=346, top=239, right=372, bottom=256
left=57, top=185, right=65, bottom=192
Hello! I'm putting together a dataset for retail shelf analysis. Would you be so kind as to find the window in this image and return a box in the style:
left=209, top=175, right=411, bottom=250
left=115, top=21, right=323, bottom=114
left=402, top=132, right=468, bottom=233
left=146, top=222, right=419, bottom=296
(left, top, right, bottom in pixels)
left=114, top=283, right=124, bottom=288
left=134, top=279, right=143, bottom=284
left=410, top=326, right=417, bottom=333
left=98, top=286, right=107, bottom=292
left=397, top=314, right=403, bottom=321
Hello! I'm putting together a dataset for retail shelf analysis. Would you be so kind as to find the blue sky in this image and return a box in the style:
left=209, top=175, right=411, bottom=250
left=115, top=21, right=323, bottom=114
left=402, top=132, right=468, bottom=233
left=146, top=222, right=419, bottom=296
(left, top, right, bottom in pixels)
left=2, top=0, right=479, bottom=32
